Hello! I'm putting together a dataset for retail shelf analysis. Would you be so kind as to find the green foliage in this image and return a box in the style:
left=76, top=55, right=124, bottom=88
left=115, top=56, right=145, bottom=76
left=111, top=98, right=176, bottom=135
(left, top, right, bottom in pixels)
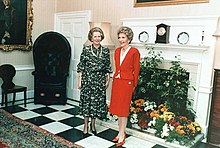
left=166, top=130, right=193, bottom=146
left=154, top=117, right=166, bottom=137
left=163, top=60, right=193, bottom=117
left=134, top=45, right=195, bottom=119
left=135, top=46, right=165, bottom=104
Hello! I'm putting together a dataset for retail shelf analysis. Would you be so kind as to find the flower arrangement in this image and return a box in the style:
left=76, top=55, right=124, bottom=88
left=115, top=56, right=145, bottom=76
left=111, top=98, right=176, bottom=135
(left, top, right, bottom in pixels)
left=129, top=99, right=157, bottom=128
left=128, top=100, right=202, bottom=146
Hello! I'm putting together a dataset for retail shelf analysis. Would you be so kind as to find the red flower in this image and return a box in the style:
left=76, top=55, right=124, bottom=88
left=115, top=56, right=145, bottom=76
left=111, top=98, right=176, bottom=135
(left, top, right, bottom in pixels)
left=169, top=119, right=180, bottom=127
left=138, top=114, right=149, bottom=129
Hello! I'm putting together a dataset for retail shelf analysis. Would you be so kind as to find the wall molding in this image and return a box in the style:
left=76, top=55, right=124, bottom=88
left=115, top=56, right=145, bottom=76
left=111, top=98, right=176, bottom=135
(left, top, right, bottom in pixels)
left=14, top=65, right=34, bottom=71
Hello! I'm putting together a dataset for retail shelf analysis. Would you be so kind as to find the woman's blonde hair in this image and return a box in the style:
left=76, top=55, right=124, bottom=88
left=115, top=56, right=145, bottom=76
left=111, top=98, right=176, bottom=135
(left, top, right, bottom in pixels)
left=88, top=27, right=105, bottom=42
left=117, top=26, right=134, bottom=43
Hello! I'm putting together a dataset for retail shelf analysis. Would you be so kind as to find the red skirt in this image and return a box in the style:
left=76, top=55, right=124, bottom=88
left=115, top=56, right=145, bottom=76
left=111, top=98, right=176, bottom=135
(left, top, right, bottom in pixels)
left=109, top=78, right=133, bottom=117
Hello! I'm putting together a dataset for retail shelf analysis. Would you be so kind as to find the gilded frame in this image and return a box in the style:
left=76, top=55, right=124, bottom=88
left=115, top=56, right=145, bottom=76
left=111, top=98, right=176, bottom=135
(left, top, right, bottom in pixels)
left=0, top=0, right=33, bottom=52
left=134, top=0, right=209, bottom=7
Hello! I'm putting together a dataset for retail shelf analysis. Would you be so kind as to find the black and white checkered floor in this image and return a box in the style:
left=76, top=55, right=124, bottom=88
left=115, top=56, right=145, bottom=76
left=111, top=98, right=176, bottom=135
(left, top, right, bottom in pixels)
left=0, top=102, right=217, bottom=148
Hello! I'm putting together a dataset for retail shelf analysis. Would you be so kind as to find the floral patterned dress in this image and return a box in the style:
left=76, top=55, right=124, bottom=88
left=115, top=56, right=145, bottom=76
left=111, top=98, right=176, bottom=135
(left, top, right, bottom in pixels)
left=77, top=44, right=112, bottom=119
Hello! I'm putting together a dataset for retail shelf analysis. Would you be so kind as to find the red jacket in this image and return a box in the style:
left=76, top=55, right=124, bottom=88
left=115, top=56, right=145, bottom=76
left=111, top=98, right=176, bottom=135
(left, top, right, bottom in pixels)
left=113, top=47, right=140, bottom=87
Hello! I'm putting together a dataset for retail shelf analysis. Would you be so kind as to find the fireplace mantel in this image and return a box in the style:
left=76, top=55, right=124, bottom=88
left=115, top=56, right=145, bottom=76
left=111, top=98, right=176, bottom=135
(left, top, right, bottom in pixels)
left=122, top=16, right=218, bottom=47
left=132, top=43, right=208, bottom=51
left=122, top=16, right=219, bottom=139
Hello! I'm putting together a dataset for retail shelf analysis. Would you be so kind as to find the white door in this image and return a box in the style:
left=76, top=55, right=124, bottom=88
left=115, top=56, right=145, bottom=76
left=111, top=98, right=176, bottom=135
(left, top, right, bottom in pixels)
left=55, top=11, right=91, bottom=101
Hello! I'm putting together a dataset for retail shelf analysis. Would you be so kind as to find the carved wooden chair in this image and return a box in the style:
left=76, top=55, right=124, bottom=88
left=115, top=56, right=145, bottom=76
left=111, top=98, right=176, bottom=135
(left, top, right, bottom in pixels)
left=32, top=31, right=71, bottom=105
left=0, top=64, right=27, bottom=107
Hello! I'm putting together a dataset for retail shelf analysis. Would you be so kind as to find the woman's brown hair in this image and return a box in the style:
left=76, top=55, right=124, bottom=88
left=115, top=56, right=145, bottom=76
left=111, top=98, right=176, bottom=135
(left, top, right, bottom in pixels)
left=88, top=27, right=105, bottom=42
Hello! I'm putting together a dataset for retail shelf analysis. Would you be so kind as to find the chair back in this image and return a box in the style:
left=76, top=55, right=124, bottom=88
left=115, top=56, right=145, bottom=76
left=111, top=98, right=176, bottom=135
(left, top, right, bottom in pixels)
left=0, top=64, right=16, bottom=89
left=32, top=31, right=71, bottom=105
left=32, top=31, right=71, bottom=84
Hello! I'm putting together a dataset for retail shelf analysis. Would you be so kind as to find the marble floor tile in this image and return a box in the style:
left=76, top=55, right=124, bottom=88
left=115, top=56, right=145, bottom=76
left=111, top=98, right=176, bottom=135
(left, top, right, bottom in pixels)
left=40, top=121, right=72, bottom=134
left=2, top=105, right=27, bottom=113
left=19, top=103, right=45, bottom=110
left=13, top=110, right=41, bottom=120
left=75, top=136, right=115, bottom=148
left=48, top=104, right=74, bottom=111
left=26, top=116, right=55, bottom=126
left=32, top=106, right=57, bottom=115
left=43, top=111, right=73, bottom=121
left=74, top=123, right=109, bottom=135
left=124, top=136, right=156, bottom=148
left=59, top=116, right=84, bottom=127
left=57, top=128, right=87, bottom=143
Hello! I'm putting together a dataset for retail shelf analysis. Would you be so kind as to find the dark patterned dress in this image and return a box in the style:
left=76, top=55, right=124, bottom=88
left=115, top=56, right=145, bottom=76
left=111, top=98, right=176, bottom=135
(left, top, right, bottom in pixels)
left=77, top=44, right=112, bottom=119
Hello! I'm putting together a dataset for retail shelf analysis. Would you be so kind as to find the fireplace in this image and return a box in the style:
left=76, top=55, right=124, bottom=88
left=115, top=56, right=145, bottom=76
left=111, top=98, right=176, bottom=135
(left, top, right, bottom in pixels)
left=122, top=16, right=219, bottom=138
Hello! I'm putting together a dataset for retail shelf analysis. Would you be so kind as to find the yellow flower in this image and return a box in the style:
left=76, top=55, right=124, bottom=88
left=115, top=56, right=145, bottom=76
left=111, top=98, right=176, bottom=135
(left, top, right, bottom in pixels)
left=191, top=122, right=202, bottom=132
left=161, top=107, right=167, bottom=112
left=187, top=124, right=195, bottom=133
left=162, top=111, right=175, bottom=121
left=158, top=104, right=164, bottom=108
left=158, top=104, right=167, bottom=112
left=134, top=99, right=145, bottom=107
left=135, top=107, right=143, bottom=113
left=196, top=126, right=202, bottom=132
left=150, top=110, right=160, bottom=118
left=130, top=107, right=135, bottom=112
left=191, top=122, right=199, bottom=127
left=176, top=125, right=186, bottom=135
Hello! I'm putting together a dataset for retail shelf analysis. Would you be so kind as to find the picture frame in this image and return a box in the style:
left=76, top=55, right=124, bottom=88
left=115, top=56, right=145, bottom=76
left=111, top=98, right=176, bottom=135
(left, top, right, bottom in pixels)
left=0, top=0, right=33, bottom=52
left=134, top=0, right=209, bottom=7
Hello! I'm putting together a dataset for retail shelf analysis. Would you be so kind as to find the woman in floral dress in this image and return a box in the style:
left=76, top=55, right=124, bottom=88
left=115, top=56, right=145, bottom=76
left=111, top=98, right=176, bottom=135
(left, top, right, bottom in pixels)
left=77, top=27, right=112, bottom=137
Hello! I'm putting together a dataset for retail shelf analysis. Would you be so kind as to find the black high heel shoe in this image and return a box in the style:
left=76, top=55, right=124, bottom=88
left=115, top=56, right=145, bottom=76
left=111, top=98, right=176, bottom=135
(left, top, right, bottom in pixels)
left=83, top=132, right=89, bottom=138
left=90, top=123, right=97, bottom=135
left=83, top=126, right=89, bottom=138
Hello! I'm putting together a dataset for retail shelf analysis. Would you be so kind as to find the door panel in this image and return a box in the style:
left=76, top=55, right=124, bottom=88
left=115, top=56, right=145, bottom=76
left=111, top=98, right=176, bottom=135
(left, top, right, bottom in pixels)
left=55, top=11, right=90, bottom=101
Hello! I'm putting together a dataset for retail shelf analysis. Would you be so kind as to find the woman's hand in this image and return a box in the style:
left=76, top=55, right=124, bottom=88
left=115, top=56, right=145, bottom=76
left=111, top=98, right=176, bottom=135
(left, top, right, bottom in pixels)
left=133, top=87, right=136, bottom=95
left=78, top=72, right=82, bottom=89
left=105, top=73, right=110, bottom=89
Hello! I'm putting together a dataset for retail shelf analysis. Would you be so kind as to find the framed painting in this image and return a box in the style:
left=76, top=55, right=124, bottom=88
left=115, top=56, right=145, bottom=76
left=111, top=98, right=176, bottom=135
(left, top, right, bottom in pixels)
left=134, top=0, right=209, bottom=7
left=0, top=0, right=33, bottom=51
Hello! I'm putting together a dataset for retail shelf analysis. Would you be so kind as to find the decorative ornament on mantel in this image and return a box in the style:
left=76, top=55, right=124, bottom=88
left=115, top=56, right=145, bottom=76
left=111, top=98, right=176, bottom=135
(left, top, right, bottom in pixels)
left=155, top=23, right=170, bottom=44
left=200, top=30, right=205, bottom=46
left=84, top=22, right=114, bottom=47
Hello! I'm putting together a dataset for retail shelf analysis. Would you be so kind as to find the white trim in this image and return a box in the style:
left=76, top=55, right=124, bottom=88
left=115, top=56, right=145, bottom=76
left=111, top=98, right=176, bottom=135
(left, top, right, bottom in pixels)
left=14, top=65, right=34, bottom=71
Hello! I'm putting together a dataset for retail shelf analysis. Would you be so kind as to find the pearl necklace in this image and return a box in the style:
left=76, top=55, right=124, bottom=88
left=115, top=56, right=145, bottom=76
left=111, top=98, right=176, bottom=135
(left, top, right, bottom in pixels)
left=90, top=45, right=102, bottom=58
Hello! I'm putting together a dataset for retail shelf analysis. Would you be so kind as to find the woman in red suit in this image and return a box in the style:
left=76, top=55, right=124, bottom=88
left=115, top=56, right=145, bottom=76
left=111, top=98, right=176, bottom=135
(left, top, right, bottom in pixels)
left=109, top=26, right=140, bottom=147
